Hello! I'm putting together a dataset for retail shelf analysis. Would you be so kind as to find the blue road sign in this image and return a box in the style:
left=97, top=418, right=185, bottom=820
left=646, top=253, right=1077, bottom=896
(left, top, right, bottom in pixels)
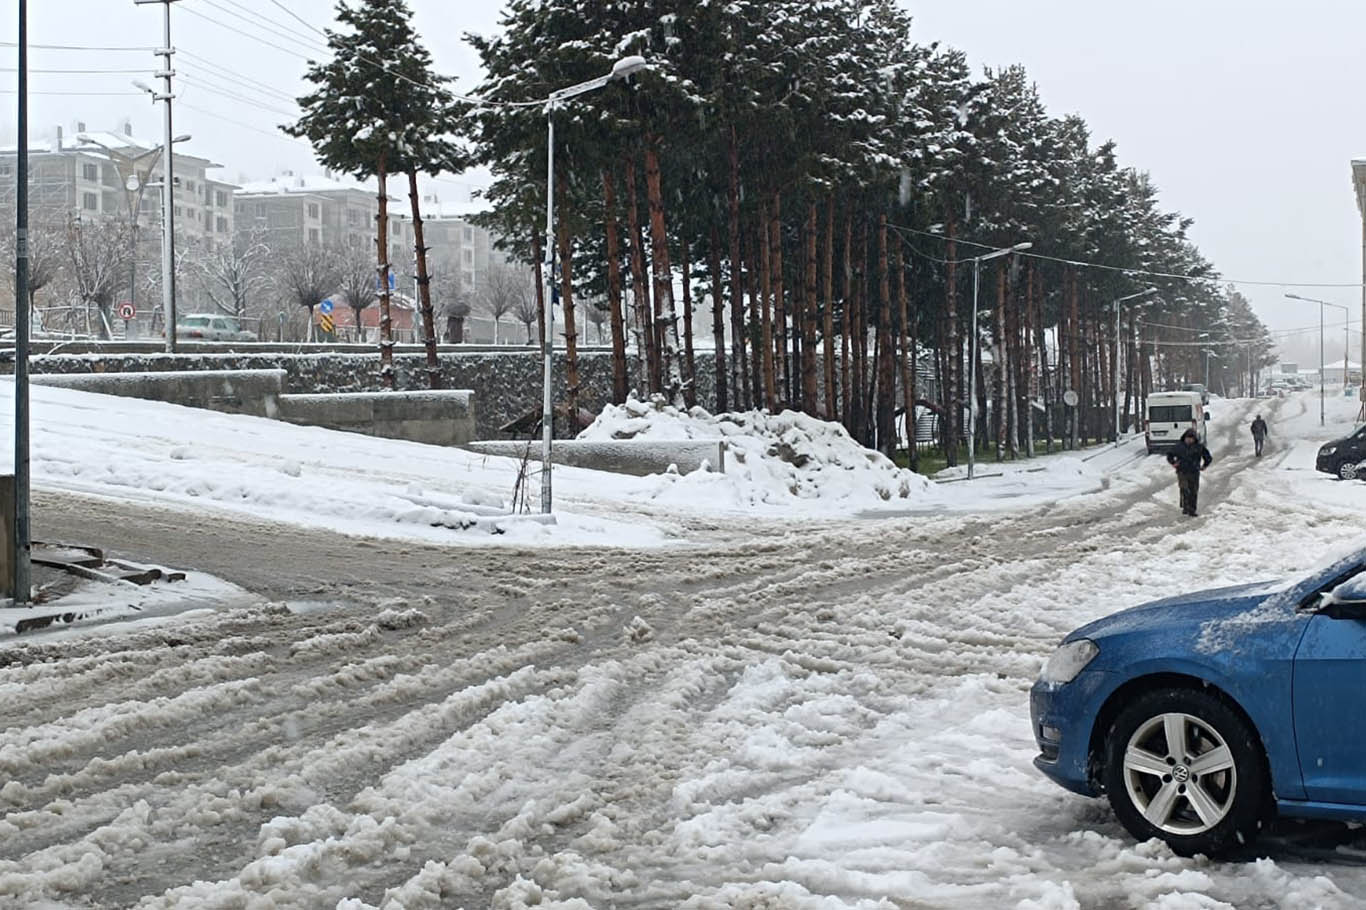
left=319, top=298, right=334, bottom=315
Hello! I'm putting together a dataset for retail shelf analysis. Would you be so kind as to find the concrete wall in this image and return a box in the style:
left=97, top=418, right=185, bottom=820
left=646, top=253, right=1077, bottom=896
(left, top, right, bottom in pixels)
left=31, top=369, right=475, bottom=447
left=14, top=349, right=717, bottom=440
left=279, top=391, right=474, bottom=446
left=31, top=369, right=287, bottom=417
left=465, top=439, right=726, bottom=477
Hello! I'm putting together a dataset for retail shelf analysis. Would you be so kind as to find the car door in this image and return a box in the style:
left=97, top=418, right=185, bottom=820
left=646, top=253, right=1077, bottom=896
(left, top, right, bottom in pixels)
left=1292, top=612, right=1366, bottom=803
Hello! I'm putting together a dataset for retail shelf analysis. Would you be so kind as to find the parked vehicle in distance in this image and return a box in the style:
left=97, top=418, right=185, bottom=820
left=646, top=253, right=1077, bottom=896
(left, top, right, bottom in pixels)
left=1032, top=545, right=1366, bottom=856
left=1180, top=382, right=1210, bottom=405
left=1316, top=425, right=1366, bottom=480
left=175, top=313, right=257, bottom=342
left=1144, top=391, right=1209, bottom=455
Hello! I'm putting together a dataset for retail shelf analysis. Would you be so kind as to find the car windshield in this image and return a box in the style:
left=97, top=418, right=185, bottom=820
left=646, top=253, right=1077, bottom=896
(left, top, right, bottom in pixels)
left=1149, top=405, right=1193, bottom=423
left=180, top=316, right=210, bottom=327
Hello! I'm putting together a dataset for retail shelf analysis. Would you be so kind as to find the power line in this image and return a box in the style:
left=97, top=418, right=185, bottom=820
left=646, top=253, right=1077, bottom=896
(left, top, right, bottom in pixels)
left=199, top=0, right=326, bottom=54
left=0, top=41, right=156, bottom=51
left=179, top=49, right=298, bottom=102
left=888, top=220, right=1366, bottom=290
left=0, top=89, right=143, bottom=96
left=177, top=75, right=297, bottom=118
left=266, top=0, right=324, bottom=37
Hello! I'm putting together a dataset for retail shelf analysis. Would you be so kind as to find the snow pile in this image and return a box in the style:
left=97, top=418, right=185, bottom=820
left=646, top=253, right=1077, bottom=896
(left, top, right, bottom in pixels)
left=579, top=394, right=932, bottom=512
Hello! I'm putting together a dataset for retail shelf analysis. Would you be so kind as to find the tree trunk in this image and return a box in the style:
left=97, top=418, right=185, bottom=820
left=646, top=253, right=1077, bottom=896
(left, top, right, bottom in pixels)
left=602, top=170, right=629, bottom=404
left=624, top=155, right=656, bottom=393
left=897, top=244, right=917, bottom=471
left=876, top=215, right=895, bottom=457
left=770, top=193, right=787, bottom=407
left=944, top=217, right=959, bottom=465
left=642, top=138, right=684, bottom=406
left=406, top=169, right=442, bottom=389
left=856, top=222, right=871, bottom=445
left=681, top=237, right=696, bottom=407
left=841, top=214, right=853, bottom=431
left=994, top=261, right=1006, bottom=461
left=709, top=225, right=728, bottom=413
left=822, top=195, right=837, bottom=421
left=556, top=174, right=581, bottom=432
left=802, top=202, right=820, bottom=415
left=747, top=230, right=762, bottom=409
left=375, top=160, right=395, bottom=388
left=726, top=126, right=746, bottom=410
left=758, top=200, right=777, bottom=411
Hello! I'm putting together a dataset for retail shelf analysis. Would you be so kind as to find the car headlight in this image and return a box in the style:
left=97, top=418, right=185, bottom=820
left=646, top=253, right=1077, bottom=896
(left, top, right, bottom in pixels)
left=1040, top=639, right=1099, bottom=685
left=1322, top=446, right=1337, bottom=456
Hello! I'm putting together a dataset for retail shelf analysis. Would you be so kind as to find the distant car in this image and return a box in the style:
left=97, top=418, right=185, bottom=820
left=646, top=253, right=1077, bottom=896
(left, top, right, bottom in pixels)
left=1316, top=425, right=1366, bottom=479
left=175, top=314, right=257, bottom=342
left=1032, top=546, right=1366, bottom=856
left=1179, top=383, right=1210, bottom=405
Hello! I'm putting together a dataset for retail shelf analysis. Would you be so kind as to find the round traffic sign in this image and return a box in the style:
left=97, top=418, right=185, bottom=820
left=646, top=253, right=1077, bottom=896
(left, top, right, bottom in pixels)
left=1062, top=389, right=1079, bottom=407
left=117, top=302, right=136, bottom=320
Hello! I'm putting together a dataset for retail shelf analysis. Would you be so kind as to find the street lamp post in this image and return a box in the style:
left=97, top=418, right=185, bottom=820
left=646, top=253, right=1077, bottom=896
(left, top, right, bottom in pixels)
left=539, top=55, right=647, bottom=514
left=1112, top=288, right=1158, bottom=441
left=967, top=240, right=1032, bottom=480
left=1286, top=293, right=1349, bottom=427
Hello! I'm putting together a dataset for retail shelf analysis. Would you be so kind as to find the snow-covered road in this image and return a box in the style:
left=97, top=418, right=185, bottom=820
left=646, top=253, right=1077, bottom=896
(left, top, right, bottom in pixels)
left=3, top=391, right=1366, bottom=908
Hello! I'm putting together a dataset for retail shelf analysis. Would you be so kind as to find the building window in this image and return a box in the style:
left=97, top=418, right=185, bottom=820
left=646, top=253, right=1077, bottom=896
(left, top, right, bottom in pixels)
left=256, top=203, right=267, bottom=216
left=186, top=179, right=196, bottom=193
left=0, top=162, right=11, bottom=177
left=82, top=163, right=99, bottom=182
left=307, top=203, right=320, bottom=219
left=175, top=205, right=183, bottom=218
left=463, top=226, right=472, bottom=243
left=309, top=228, right=320, bottom=243
left=462, top=248, right=473, bottom=265
left=462, top=269, right=474, bottom=289
left=82, top=192, right=98, bottom=211
left=216, top=216, right=228, bottom=233
left=215, top=190, right=227, bottom=208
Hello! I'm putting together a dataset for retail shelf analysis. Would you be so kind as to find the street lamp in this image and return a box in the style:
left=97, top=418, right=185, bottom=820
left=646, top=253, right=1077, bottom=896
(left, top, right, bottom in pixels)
left=539, top=55, right=648, bottom=513
left=1113, top=287, right=1158, bottom=441
left=967, top=240, right=1032, bottom=479
left=75, top=132, right=188, bottom=338
left=1286, top=293, right=1349, bottom=426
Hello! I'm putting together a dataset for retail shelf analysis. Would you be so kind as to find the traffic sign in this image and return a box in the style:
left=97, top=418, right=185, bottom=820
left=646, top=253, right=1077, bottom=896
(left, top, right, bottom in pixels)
left=117, top=302, right=136, bottom=320
left=319, top=313, right=335, bottom=334
left=319, top=298, right=334, bottom=315
left=1062, top=389, right=1079, bottom=407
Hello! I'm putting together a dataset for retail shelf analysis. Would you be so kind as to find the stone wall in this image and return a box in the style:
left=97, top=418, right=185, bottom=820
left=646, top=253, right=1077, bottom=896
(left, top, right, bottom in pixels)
left=16, top=350, right=720, bottom=440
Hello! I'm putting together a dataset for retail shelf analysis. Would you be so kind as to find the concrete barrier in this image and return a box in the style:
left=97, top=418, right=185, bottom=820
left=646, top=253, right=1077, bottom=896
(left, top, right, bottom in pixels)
left=31, top=370, right=475, bottom=447
left=32, top=369, right=287, bottom=416
left=278, top=391, right=475, bottom=446
left=465, top=439, right=726, bottom=476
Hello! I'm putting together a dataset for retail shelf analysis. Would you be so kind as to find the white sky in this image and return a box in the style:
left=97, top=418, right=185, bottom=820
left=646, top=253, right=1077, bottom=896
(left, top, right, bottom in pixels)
left=3, top=0, right=1363, bottom=361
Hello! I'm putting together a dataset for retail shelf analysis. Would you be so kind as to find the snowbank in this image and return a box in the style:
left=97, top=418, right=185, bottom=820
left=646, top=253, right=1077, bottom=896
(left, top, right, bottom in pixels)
left=578, top=394, right=932, bottom=513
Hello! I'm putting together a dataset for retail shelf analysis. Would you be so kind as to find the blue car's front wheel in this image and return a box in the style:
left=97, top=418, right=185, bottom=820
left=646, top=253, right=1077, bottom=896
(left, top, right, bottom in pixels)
left=1103, top=688, right=1270, bottom=856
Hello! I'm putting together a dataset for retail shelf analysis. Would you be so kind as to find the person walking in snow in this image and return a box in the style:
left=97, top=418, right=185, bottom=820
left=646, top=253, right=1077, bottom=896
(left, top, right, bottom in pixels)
left=1167, top=428, right=1213, bottom=516
left=1250, top=414, right=1268, bottom=457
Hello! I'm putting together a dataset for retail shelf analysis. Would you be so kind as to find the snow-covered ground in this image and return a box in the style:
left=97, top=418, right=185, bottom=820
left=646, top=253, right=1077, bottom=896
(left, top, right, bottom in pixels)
left=2, top=385, right=1365, bottom=907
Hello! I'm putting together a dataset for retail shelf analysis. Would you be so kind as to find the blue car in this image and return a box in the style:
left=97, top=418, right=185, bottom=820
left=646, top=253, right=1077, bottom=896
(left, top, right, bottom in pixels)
left=1032, top=546, right=1366, bottom=856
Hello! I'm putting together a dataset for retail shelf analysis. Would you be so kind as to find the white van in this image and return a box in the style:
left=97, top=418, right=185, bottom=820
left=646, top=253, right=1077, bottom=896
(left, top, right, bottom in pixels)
left=1144, top=391, right=1209, bottom=454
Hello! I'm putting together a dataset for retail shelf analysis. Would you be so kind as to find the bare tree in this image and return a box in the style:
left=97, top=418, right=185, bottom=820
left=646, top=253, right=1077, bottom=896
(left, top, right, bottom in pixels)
left=430, top=256, right=471, bottom=343
left=512, top=266, right=539, bottom=344
left=479, top=262, right=524, bottom=344
left=583, top=296, right=610, bottom=346
left=64, top=214, right=125, bottom=339
left=0, top=207, right=62, bottom=320
left=338, top=250, right=378, bottom=341
left=277, top=242, right=344, bottom=340
left=194, top=229, right=271, bottom=321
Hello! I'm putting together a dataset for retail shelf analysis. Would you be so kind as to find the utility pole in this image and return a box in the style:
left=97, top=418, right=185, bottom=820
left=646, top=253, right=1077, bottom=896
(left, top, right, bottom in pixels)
left=135, top=0, right=181, bottom=352
left=13, top=0, right=31, bottom=603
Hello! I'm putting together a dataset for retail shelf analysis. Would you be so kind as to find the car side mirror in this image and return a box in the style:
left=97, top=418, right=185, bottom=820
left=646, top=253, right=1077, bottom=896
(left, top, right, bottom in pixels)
left=1320, top=575, right=1366, bottom=619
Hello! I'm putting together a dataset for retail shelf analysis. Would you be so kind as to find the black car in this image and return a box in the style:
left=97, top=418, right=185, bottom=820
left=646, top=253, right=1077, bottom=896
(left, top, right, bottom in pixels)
left=1316, top=425, right=1366, bottom=479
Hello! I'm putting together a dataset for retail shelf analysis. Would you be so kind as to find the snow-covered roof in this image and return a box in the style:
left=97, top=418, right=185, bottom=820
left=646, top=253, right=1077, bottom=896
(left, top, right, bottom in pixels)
left=236, top=174, right=390, bottom=198
left=0, top=131, right=220, bottom=167
left=417, top=198, right=490, bottom=221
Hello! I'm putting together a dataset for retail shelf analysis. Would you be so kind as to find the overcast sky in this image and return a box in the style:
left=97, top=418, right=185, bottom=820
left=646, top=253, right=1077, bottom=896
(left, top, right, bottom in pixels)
left=4, top=0, right=1364, bottom=360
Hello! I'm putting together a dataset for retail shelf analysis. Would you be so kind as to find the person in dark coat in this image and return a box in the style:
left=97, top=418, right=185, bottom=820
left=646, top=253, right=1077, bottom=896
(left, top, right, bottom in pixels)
left=1250, top=414, right=1268, bottom=456
left=1167, top=428, right=1213, bottom=516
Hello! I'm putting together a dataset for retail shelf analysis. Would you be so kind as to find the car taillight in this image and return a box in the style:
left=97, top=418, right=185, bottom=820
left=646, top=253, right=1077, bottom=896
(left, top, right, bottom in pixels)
left=188, top=330, right=203, bottom=338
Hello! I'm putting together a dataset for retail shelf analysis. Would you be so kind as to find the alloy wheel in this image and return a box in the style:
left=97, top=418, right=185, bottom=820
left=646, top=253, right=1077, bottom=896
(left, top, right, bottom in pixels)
left=1121, top=711, right=1237, bottom=835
